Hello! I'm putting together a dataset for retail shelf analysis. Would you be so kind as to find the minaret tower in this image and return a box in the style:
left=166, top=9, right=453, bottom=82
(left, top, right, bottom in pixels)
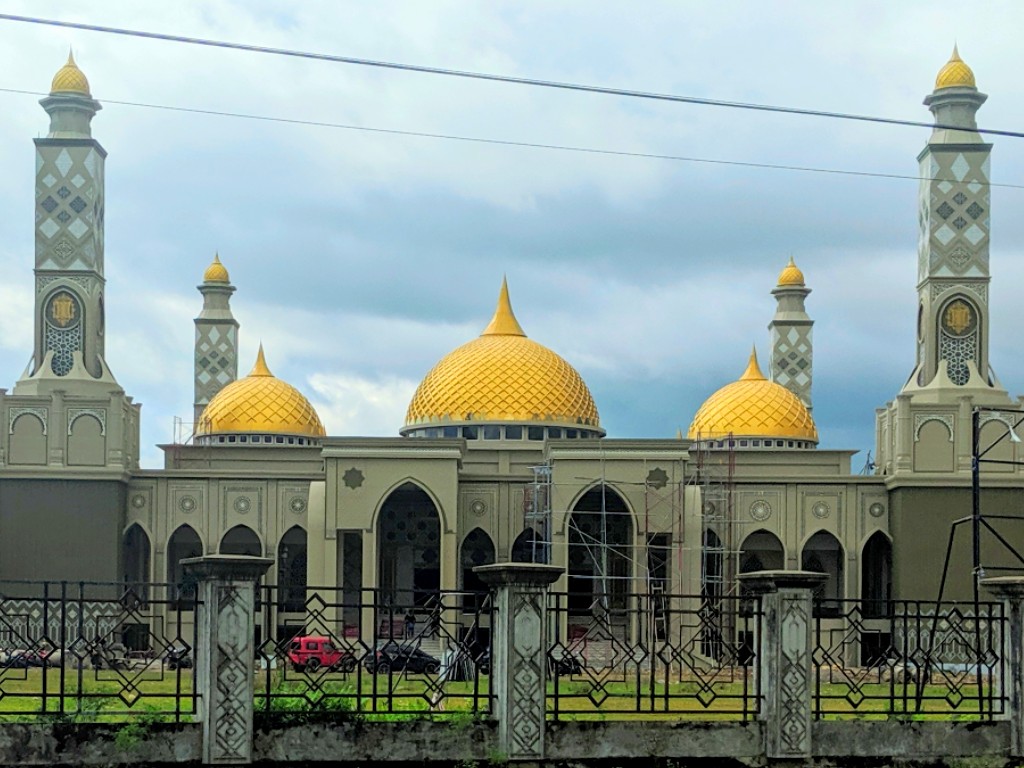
left=24, top=52, right=112, bottom=385
left=909, top=46, right=1001, bottom=395
left=193, top=254, right=239, bottom=424
left=769, top=257, right=813, bottom=411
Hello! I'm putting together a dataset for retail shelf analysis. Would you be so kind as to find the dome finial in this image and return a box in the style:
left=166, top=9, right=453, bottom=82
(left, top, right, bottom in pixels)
left=935, top=44, right=976, bottom=89
left=481, top=276, right=526, bottom=337
left=250, top=344, right=273, bottom=377
left=203, top=251, right=230, bottom=283
left=777, top=256, right=805, bottom=286
left=740, top=346, right=766, bottom=381
left=50, top=49, right=91, bottom=95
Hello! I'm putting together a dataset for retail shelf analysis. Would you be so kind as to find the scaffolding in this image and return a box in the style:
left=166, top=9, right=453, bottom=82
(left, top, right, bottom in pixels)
left=689, top=434, right=742, bottom=599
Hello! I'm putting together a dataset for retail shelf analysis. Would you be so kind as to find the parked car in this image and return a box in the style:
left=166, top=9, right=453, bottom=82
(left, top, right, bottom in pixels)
left=363, top=641, right=440, bottom=675
left=164, top=644, right=193, bottom=670
left=287, top=635, right=356, bottom=673
left=547, top=651, right=583, bottom=677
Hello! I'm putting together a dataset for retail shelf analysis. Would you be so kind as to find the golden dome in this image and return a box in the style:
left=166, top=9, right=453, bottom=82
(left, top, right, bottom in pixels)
left=935, top=45, right=976, bottom=90
left=688, top=348, right=818, bottom=443
left=196, top=346, right=325, bottom=438
left=777, top=256, right=805, bottom=287
left=51, top=51, right=91, bottom=96
left=203, top=253, right=230, bottom=283
left=403, top=279, right=601, bottom=431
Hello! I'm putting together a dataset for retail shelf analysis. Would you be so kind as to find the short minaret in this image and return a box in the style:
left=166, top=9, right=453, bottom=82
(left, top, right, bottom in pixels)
left=909, top=46, right=1000, bottom=394
left=193, top=254, right=239, bottom=424
left=768, top=257, right=813, bottom=411
left=22, top=52, right=112, bottom=385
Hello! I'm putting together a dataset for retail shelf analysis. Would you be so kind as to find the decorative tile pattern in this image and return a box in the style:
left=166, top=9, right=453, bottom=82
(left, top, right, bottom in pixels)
left=939, top=330, right=977, bottom=386
left=9, top=407, right=47, bottom=435
left=777, top=593, right=812, bottom=757
left=67, top=408, right=106, bottom=435
left=212, top=585, right=252, bottom=763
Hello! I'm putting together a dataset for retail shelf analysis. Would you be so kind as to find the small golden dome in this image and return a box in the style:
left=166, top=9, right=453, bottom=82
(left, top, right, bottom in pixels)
left=196, top=346, right=325, bottom=438
left=777, top=256, right=805, bottom=287
left=688, top=348, right=818, bottom=443
left=935, top=45, right=976, bottom=90
left=203, top=253, right=230, bottom=283
left=403, top=278, right=601, bottom=431
left=51, top=51, right=91, bottom=96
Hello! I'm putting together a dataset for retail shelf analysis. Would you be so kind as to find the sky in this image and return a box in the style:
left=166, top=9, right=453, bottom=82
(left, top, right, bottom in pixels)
left=0, top=1, right=1022, bottom=469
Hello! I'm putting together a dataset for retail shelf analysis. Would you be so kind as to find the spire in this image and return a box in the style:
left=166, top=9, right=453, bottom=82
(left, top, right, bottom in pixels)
left=739, top=346, right=766, bottom=381
left=934, top=44, right=976, bottom=90
left=481, top=276, right=526, bottom=337
left=50, top=49, right=91, bottom=96
left=777, top=256, right=805, bottom=287
left=249, top=344, right=273, bottom=377
left=203, top=252, right=230, bottom=283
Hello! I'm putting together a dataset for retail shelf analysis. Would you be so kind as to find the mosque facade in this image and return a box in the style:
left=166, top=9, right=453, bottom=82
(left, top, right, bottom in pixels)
left=0, top=50, right=1021, bottom=642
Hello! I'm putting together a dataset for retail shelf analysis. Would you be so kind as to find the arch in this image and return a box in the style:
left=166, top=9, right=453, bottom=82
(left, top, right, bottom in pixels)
left=980, top=418, right=1014, bottom=473
left=122, top=523, right=151, bottom=586
left=9, top=412, right=46, bottom=465
left=219, top=524, right=262, bottom=556
left=67, top=412, right=104, bottom=466
left=376, top=481, right=441, bottom=608
left=562, top=482, right=636, bottom=531
left=861, top=531, right=892, bottom=618
left=739, top=529, right=785, bottom=574
left=166, top=524, right=203, bottom=603
left=566, top=484, right=634, bottom=618
left=801, top=530, right=845, bottom=616
left=278, top=525, right=308, bottom=612
left=512, top=527, right=545, bottom=563
left=460, top=527, right=495, bottom=610
left=370, top=477, right=449, bottom=533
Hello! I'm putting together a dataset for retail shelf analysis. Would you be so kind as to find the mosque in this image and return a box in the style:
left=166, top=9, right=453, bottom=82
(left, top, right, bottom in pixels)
left=0, top=48, right=1021, bottom=643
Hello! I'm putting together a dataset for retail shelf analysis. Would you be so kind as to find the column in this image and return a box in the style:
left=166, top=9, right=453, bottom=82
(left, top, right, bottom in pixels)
left=183, top=554, right=273, bottom=766
left=982, top=576, right=1024, bottom=758
left=739, top=570, right=826, bottom=761
left=475, top=563, right=563, bottom=762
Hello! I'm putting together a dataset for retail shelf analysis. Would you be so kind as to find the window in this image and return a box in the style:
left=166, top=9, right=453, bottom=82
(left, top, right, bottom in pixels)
left=566, top=429, right=578, bottom=439
left=462, top=426, right=478, bottom=439
left=505, top=426, right=522, bottom=440
left=752, top=440, right=760, bottom=447
left=527, top=427, right=544, bottom=440
left=483, top=426, right=500, bottom=440
left=549, top=427, right=562, bottom=438
left=442, top=427, right=458, bottom=438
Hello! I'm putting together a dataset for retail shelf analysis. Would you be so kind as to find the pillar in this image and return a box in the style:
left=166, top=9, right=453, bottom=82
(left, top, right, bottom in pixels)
left=475, top=563, right=562, bottom=762
left=982, top=576, right=1024, bottom=758
left=183, top=554, right=273, bottom=766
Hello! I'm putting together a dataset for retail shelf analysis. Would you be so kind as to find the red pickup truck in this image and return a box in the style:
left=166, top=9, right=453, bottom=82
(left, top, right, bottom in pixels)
left=287, top=635, right=357, bottom=672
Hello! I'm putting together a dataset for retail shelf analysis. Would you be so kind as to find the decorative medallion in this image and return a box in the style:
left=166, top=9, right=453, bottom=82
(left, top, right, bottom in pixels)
left=469, top=499, right=487, bottom=517
left=46, top=290, right=80, bottom=329
left=811, top=501, right=830, bottom=519
left=342, top=467, right=365, bottom=490
left=948, top=246, right=971, bottom=269
left=233, top=496, right=251, bottom=514
left=869, top=502, right=886, bottom=518
left=289, top=497, right=307, bottom=514
left=646, top=467, right=669, bottom=490
left=131, top=494, right=146, bottom=509
left=941, top=299, right=977, bottom=337
left=703, top=501, right=716, bottom=516
left=179, top=495, right=197, bottom=513
left=749, top=500, right=772, bottom=522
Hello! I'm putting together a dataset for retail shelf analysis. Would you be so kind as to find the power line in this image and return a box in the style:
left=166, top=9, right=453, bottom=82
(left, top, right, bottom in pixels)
left=2, top=12, right=1023, bottom=140
left=3, top=86, right=1022, bottom=191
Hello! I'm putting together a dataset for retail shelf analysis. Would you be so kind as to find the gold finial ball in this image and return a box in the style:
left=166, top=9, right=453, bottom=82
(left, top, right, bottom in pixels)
left=203, top=253, right=230, bottom=283
left=777, top=256, right=805, bottom=287
left=51, top=51, right=91, bottom=96
left=935, top=45, right=976, bottom=90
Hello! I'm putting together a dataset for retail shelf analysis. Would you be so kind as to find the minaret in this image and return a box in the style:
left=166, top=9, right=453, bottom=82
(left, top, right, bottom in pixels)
left=193, top=254, right=239, bottom=424
left=24, top=52, right=111, bottom=384
left=908, top=46, right=1001, bottom=394
left=769, top=257, right=813, bottom=411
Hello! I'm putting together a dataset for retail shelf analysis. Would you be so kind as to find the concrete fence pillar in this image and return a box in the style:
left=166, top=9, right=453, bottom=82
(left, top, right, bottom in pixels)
left=183, top=555, right=273, bottom=766
left=982, top=576, right=1024, bottom=758
left=739, top=570, right=826, bottom=761
left=475, top=563, right=563, bottom=763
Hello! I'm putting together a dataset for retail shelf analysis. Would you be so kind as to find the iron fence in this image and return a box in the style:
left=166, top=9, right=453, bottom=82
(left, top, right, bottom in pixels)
left=0, top=580, right=198, bottom=720
left=812, top=599, right=1006, bottom=719
left=546, top=592, right=761, bottom=720
left=254, top=586, right=493, bottom=721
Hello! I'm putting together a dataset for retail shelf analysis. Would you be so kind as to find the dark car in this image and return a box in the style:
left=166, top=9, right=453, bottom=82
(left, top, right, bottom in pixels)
left=547, top=651, right=583, bottom=677
left=364, top=641, right=440, bottom=674
left=164, top=644, right=193, bottom=670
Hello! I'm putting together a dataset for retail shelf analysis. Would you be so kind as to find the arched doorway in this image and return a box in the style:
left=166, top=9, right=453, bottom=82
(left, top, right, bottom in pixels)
left=567, top=485, right=633, bottom=621
left=219, top=525, right=262, bottom=556
left=861, top=532, right=892, bottom=618
left=377, top=483, right=441, bottom=608
left=278, top=526, right=308, bottom=613
left=740, top=529, right=785, bottom=574
left=802, top=531, right=845, bottom=616
left=166, top=525, right=203, bottom=604
left=123, top=524, right=151, bottom=585
left=460, top=528, right=495, bottom=611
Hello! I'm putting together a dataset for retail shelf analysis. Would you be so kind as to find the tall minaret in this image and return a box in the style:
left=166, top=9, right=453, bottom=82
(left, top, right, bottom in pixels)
left=769, top=257, right=813, bottom=411
left=909, top=46, right=1000, bottom=394
left=193, top=254, right=239, bottom=424
left=25, top=52, right=111, bottom=384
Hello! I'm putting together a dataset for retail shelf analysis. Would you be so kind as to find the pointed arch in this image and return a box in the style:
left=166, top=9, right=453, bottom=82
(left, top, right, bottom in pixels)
left=167, top=524, right=203, bottom=603
left=566, top=484, right=634, bottom=618
left=512, top=527, right=545, bottom=563
left=278, top=525, right=308, bottom=613
left=219, top=524, right=262, bottom=556
left=739, top=529, right=785, bottom=574
left=123, top=523, right=151, bottom=585
left=370, top=477, right=449, bottom=532
left=801, top=530, right=845, bottom=616
left=376, top=481, right=441, bottom=607
left=460, top=527, right=495, bottom=610
left=861, top=531, right=893, bottom=618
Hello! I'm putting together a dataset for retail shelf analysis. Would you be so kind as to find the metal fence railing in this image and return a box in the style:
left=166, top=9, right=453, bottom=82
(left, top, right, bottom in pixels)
left=812, top=599, right=1006, bottom=719
left=254, top=586, right=493, bottom=721
left=546, top=592, right=761, bottom=721
left=0, top=581, right=198, bottom=721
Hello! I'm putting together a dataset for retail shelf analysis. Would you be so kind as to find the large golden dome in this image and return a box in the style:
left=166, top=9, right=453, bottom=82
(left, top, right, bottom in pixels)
left=403, top=279, right=601, bottom=433
left=688, top=348, right=817, bottom=444
left=51, top=51, right=91, bottom=96
left=196, top=346, right=325, bottom=440
left=935, top=45, right=976, bottom=90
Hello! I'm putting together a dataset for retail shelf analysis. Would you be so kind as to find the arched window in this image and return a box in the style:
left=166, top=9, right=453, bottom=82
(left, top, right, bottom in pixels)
left=740, top=529, right=785, bottom=574
left=567, top=485, right=633, bottom=618
left=511, top=527, right=544, bottom=563
left=219, top=525, right=262, bottom=556
left=460, top=528, right=495, bottom=610
left=861, top=532, right=892, bottom=618
left=167, top=525, right=203, bottom=605
left=802, top=531, right=845, bottom=617
left=278, top=526, right=308, bottom=613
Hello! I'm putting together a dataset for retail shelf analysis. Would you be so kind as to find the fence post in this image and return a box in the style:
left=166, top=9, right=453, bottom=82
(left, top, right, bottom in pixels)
left=982, top=576, right=1024, bottom=758
left=183, top=555, right=273, bottom=766
left=739, top=570, right=826, bottom=761
left=475, top=563, right=563, bottom=763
